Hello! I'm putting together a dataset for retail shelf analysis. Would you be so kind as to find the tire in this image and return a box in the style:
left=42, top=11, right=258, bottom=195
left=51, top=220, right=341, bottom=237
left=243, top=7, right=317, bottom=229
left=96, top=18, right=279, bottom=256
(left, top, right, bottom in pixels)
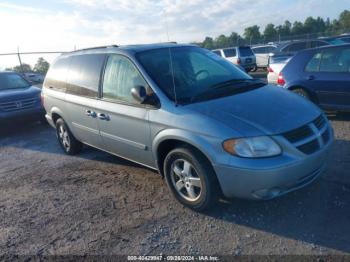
left=163, top=146, right=220, bottom=211
left=55, top=118, right=82, bottom=155
left=250, top=66, right=257, bottom=72
left=292, top=88, right=309, bottom=100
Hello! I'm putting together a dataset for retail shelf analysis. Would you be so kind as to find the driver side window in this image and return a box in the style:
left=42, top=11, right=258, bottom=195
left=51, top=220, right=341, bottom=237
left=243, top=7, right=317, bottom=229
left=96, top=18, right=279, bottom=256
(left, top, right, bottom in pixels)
left=102, top=55, right=147, bottom=103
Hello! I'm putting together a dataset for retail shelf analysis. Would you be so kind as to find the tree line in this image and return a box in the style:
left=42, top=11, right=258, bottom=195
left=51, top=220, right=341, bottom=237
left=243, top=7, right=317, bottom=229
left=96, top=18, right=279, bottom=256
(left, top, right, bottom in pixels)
left=199, top=10, right=350, bottom=49
left=6, top=57, right=50, bottom=75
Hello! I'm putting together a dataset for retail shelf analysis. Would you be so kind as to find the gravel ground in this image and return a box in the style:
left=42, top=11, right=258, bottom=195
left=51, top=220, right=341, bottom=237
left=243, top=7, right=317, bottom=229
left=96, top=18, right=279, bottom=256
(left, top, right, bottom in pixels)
left=0, top=113, right=350, bottom=257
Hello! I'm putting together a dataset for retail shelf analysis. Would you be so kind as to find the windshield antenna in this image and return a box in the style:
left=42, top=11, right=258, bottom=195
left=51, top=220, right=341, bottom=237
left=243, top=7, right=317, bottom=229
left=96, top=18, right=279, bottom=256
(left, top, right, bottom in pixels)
left=168, top=47, right=178, bottom=106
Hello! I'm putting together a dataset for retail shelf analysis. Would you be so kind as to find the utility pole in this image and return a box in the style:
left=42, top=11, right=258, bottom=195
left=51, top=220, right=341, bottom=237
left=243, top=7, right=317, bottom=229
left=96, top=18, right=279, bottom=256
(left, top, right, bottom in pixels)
left=17, top=46, right=24, bottom=74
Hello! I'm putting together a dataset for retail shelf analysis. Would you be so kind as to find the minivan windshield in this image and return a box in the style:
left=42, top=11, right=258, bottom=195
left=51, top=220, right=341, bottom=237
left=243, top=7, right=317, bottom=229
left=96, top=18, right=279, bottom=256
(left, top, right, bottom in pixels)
left=0, top=73, right=31, bottom=91
left=136, top=46, right=265, bottom=104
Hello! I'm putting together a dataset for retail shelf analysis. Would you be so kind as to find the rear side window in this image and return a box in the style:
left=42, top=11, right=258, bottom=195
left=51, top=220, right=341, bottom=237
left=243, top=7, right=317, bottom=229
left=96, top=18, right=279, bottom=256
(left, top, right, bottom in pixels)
left=311, top=41, right=328, bottom=48
left=319, top=47, right=350, bottom=73
left=340, top=37, right=350, bottom=43
left=252, top=47, right=266, bottom=54
left=223, top=48, right=236, bottom=57
left=212, top=50, right=222, bottom=56
left=66, top=54, right=106, bottom=97
left=238, top=47, right=253, bottom=57
left=266, top=46, right=277, bottom=53
left=102, top=55, right=147, bottom=103
left=45, top=57, right=71, bottom=92
left=305, top=52, right=322, bottom=72
left=283, top=42, right=307, bottom=52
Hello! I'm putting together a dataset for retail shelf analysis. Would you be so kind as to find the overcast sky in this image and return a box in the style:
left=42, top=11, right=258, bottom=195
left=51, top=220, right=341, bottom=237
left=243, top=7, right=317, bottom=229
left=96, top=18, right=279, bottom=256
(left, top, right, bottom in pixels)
left=0, top=0, right=348, bottom=69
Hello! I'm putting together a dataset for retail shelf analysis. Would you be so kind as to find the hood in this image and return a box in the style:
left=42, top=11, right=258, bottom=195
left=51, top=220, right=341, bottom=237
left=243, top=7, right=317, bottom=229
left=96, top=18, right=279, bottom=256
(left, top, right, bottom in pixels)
left=186, top=85, right=321, bottom=136
left=0, top=85, right=41, bottom=103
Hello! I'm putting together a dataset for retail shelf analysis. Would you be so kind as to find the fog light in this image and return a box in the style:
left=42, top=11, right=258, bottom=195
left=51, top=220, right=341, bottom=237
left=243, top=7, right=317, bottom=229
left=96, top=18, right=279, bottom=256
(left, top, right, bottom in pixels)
left=252, top=188, right=281, bottom=199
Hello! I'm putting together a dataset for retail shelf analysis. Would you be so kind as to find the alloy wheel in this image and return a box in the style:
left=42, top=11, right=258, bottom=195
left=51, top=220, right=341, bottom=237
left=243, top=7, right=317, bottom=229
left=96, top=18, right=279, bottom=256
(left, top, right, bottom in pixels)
left=170, top=159, right=202, bottom=202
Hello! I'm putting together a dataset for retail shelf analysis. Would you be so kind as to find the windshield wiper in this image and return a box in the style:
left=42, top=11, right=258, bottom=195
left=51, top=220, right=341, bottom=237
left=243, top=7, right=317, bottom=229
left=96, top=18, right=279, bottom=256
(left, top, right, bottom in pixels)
left=211, top=78, right=264, bottom=89
left=188, top=79, right=265, bottom=104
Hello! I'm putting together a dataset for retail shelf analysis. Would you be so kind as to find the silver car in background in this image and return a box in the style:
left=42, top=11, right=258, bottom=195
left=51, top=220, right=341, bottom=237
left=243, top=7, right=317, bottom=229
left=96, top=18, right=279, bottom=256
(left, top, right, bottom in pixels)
left=42, top=43, right=333, bottom=211
left=267, top=55, right=292, bottom=85
left=212, top=46, right=257, bottom=72
left=251, top=44, right=278, bottom=69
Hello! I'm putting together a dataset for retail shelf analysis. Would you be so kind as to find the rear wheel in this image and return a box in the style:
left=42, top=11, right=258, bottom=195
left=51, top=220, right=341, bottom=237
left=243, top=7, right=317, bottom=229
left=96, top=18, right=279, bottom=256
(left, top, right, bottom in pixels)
left=164, top=147, right=220, bottom=211
left=55, top=118, right=82, bottom=155
left=292, top=88, right=309, bottom=100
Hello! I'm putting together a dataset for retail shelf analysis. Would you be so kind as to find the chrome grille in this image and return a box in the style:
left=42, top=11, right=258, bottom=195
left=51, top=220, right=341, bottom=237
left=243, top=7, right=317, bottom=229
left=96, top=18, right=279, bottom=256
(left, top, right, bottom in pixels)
left=283, top=125, right=313, bottom=143
left=282, top=114, right=330, bottom=155
left=0, top=98, right=38, bottom=112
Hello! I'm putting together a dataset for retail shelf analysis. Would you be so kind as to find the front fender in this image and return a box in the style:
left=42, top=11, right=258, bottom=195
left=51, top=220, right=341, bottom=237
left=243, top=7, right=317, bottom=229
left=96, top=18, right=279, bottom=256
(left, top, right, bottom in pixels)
left=152, top=128, right=231, bottom=169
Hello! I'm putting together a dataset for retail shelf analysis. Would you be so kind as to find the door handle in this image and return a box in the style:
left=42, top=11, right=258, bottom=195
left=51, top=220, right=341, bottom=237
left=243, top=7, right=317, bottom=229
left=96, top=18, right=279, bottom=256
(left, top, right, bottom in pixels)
left=85, top=109, right=96, bottom=117
left=97, top=113, right=110, bottom=121
left=306, top=75, right=315, bottom=80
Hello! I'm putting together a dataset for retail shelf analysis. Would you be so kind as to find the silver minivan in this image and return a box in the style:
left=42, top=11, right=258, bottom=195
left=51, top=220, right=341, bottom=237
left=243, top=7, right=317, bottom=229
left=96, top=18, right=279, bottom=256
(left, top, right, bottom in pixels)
left=212, top=46, right=257, bottom=72
left=42, top=43, right=333, bottom=211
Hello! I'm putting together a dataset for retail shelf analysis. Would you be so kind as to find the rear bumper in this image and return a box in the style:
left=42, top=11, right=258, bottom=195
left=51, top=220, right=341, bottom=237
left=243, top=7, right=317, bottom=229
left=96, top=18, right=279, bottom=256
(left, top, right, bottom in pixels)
left=267, top=73, right=278, bottom=84
left=213, top=138, right=333, bottom=200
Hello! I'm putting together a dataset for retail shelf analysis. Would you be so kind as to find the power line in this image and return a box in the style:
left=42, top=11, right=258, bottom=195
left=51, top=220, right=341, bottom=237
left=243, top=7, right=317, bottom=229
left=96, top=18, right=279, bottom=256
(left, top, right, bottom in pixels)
left=0, top=51, right=67, bottom=56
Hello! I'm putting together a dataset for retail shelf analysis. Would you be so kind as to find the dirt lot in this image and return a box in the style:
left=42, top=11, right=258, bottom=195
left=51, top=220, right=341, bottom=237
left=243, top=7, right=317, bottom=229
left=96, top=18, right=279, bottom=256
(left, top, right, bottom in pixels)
left=1, top=112, right=350, bottom=257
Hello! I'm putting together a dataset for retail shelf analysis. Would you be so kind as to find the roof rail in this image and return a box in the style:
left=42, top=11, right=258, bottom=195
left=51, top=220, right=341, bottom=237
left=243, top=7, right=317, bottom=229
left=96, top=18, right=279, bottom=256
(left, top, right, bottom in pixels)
left=70, top=45, right=119, bottom=53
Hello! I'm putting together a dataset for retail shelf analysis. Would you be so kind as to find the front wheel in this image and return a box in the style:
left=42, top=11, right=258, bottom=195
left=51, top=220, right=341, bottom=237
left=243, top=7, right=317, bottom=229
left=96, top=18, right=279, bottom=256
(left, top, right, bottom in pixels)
left=164, top=147, right=220, bottom=211
left=55, top=118, right=82, bottom=155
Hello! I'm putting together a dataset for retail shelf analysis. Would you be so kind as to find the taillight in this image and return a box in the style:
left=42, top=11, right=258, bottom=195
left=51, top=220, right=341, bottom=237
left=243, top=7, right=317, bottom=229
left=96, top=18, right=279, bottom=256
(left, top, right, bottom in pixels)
left=268, top=67, right=274, bottom=73
left=237, top=58, right=241, bottom=64
left=277, top=72, right=285, bottom=86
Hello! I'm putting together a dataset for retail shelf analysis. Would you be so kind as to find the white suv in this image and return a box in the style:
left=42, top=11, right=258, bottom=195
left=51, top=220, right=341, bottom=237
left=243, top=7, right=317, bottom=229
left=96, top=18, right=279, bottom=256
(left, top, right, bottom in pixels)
left=212, top=46, right=256, bottom=72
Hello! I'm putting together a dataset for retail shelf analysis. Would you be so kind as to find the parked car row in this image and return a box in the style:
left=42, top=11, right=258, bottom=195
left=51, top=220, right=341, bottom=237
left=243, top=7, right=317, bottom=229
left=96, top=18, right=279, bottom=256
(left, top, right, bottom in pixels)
left=251, top=34, right=350, bottom=70
left=210, top=34, right=349, bottom=73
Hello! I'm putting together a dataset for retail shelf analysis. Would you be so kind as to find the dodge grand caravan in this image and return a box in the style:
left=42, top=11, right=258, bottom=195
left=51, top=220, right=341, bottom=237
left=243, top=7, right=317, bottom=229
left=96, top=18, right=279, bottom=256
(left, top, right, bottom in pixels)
left=42, top=43, right=333, bottom=211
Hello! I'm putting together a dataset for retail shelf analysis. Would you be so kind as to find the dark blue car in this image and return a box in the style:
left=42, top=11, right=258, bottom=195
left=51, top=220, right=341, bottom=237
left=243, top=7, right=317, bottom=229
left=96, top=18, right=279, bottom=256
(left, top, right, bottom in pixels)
left=278, top=44, right=350, bottom=112
left=0, top=72, right=45, bottom=123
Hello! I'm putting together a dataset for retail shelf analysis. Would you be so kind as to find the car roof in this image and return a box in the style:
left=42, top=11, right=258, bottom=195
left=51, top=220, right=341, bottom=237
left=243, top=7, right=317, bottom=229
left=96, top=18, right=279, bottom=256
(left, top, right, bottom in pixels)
left=300, top=43, right=350, bottom=54
left=251, top=44, right=277, bottom=48
left=61, top=42, right=195, bottom=57
left=0, top=71, right=18, bottom=74
left=213, top=46, right=250, bottom=51
left=278, top=39, right=329, bottom=48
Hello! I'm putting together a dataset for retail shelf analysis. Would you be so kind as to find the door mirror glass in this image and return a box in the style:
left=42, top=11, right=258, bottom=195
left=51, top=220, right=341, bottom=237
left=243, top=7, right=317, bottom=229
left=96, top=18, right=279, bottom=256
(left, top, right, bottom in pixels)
left=131, top=85, right=147, bottom=103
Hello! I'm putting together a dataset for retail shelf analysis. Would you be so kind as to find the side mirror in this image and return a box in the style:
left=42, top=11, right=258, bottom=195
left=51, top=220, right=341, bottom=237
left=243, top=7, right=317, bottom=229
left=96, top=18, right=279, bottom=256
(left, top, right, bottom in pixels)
left=131, top=85, right=147, bottom=104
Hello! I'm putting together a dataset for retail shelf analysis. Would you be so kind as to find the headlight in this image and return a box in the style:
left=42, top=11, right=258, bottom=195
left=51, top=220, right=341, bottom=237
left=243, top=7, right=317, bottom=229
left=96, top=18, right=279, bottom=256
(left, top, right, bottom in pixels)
left=223, top=136, right=282, bottom=158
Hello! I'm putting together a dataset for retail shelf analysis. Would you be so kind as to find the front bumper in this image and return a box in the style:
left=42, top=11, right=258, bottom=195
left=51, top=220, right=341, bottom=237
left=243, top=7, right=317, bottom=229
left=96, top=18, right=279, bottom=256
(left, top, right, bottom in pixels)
left=45, top=113, right=55, bottom=128
left=213, top=137, right=333, bottom=200
left=0, top=106, right=45, bottom=122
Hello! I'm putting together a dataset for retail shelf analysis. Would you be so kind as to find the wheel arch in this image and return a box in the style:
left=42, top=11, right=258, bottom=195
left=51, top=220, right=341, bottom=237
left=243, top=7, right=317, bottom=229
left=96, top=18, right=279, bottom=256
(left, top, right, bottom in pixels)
left=288, top=85, right=318, bottom=103
left=50, top=107, right=66, bottom=124
left=153, top=130, right=216, bottom=177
